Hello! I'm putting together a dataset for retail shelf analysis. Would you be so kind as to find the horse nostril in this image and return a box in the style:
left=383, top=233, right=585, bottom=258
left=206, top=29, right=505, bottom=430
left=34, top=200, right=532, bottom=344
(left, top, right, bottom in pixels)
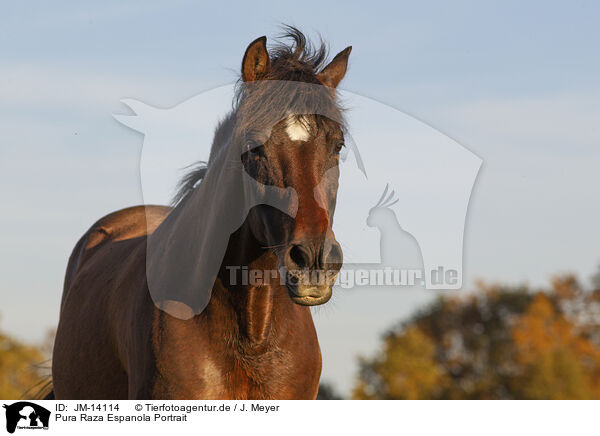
left=288, top=244, right=312, bottom=270
left=324, top=240, right=343, bottom=268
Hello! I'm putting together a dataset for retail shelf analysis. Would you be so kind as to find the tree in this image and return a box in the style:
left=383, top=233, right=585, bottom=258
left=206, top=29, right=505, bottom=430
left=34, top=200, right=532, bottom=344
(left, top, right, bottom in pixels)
left=0, top=323, right=48, bottom=399
left=353, top=276, right=600, bottom=399
left=353, top=327, right=447, bottom=399
left=317, top=382, right=343, bottom=400
left=511, top=291, right=600, bottom=399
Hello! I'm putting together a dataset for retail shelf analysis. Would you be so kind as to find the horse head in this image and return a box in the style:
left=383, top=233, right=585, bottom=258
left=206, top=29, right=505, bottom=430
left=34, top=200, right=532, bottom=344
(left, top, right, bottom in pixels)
left=232, top=30, right=351, bottom=305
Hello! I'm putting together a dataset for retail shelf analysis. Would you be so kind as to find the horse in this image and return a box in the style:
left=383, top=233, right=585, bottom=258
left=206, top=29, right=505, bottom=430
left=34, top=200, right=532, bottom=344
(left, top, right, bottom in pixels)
left=50, top=27, right=351, bottom=399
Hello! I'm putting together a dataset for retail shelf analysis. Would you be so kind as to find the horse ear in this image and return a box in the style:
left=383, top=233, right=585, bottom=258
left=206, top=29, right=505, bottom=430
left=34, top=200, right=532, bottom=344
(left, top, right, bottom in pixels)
left=317, top=46, right=352, bottom=88
left=242, top=36, right=271, bottom=82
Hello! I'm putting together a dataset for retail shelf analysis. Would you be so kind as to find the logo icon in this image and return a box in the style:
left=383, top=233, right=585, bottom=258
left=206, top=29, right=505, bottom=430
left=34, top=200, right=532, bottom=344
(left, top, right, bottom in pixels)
left=2, top=402, right=50, bottom=434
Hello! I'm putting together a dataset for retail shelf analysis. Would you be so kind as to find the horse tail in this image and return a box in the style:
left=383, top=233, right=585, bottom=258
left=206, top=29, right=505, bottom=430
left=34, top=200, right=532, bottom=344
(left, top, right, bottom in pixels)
left=21, top=373, right=53, bottom=400
left=35, top=377, right=54, bottom=400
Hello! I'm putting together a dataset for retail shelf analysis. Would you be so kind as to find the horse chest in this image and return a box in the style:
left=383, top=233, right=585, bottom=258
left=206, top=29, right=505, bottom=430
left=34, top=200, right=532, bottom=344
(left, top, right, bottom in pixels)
left=189, top=343, right=320, bottom=399
left=150, top=281, right=322, bottom=399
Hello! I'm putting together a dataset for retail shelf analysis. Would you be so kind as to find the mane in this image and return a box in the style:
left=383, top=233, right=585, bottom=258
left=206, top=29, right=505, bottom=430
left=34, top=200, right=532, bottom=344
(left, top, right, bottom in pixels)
left=173, top=26, right=345, bottom=205
left=237, top=24, right=330, bottom=98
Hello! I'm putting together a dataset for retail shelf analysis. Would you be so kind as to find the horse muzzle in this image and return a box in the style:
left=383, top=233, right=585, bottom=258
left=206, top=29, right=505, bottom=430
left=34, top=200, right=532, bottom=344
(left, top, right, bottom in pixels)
left=278, top=237, right=343, bottom=306
left=286, top=283, right=333, bottom=306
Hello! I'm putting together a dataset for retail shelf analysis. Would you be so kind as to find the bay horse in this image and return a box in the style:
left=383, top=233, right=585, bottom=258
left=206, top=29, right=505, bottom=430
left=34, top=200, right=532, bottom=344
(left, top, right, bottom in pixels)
left=50, top=27, right=351, bottom=399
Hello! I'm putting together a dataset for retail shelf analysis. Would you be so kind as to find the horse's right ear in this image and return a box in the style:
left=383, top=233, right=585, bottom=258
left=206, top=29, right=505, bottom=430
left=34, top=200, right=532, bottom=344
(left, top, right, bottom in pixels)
left=242, top=36, right=270, bottom=82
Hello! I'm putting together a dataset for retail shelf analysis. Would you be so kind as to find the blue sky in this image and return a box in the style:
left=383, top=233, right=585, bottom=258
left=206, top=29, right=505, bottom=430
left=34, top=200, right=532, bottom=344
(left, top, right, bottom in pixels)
left=1, top=1, right=599, bottom=394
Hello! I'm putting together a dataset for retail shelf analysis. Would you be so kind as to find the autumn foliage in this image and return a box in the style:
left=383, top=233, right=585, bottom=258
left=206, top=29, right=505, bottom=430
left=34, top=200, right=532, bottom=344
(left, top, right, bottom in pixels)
left=353, top=275, right=600, bottom=399
left=0, top=325, right=52, bottom=399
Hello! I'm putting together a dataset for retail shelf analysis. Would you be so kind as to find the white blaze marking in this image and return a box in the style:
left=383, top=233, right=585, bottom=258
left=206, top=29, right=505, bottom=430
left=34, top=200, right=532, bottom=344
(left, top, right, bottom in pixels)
left=285, top=115, right=311, bottom=142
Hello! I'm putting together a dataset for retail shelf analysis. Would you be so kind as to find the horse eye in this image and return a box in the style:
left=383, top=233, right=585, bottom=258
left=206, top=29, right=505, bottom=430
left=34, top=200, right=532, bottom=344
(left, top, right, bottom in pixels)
left=334, top=142, right=345, bottom=155
left=246, top=142, right=265, bottom=158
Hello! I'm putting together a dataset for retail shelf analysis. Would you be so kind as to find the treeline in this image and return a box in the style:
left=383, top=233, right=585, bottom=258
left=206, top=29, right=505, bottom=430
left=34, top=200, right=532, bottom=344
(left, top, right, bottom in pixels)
left=4, top=272, right=600, bottom=400
left=352, top=275, right=600, bottom=399
left=0, top=326, right=52, bottom=399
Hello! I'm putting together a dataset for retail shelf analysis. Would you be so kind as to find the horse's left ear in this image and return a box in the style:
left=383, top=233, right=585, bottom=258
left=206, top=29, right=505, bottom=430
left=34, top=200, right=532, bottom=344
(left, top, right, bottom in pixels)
left=242, top=36, right=271, bottom=82
left=317, top=46, right=352, bottom=88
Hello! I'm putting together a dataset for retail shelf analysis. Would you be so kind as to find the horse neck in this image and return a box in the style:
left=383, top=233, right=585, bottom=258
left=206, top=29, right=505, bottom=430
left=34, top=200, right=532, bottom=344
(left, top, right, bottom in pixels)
left=213, top=222, right=292, bottom=348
